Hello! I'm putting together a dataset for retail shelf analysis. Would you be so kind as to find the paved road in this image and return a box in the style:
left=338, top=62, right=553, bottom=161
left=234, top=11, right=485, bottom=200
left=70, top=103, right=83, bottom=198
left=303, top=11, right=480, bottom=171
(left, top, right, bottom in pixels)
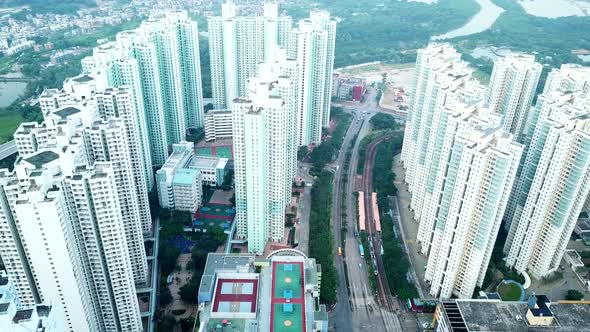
left=328, top=88, right=410, bottom=331
left=328, top=107, right=361, bottom=332
left=295, top=164, right=315, bottom=256
left=0, top=140, right=16, bottom=160
left=392, top=154, right=431, bottom=298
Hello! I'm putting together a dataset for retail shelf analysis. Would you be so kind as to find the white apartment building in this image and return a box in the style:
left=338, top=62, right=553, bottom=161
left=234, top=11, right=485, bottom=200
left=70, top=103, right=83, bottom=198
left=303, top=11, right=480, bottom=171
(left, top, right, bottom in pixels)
left=84, top=119, right=149, bottom=284
left=484, top=53, right=542, bottom=142
left=37, top=79, right=153, bottom=237
left=403, top=44, right=524, bottom=299
left=232, top=55, right=298, bottom=254
left=63, top=163, right=143, bottom=331
left=400, top=43, right=481, bottom=223
left=504, top=64, right=590, bottom=226
left=0, top=170, right=37, bottom=308
left=291, top=10, right=337, bottom=145
left=0, top=272, right=63, bottom=331
left=0, top=149, right=144, bottom=332
left=82, top=11, right=205, bottom=165
left=208, top=1, right=292, bottom=109
left=419, top=104, right=523, bottom=299
left=9, top=151, right=94, bottom=332
left=504, top=85, right=590, bottom=279
left=204, top=110, right=233, bottom=141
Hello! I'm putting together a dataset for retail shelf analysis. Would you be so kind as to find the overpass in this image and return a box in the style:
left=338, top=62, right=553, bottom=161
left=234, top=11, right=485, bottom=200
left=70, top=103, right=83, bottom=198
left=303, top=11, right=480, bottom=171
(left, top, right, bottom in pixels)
left=0, top=140, right=17, bottom=160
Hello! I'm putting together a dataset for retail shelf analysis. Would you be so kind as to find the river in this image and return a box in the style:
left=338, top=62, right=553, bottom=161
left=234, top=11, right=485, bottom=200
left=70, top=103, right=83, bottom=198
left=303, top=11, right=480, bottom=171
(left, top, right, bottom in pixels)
left=519, top=0, right=589, bottom=18
left=0, top=73, right=27, bottom=108
left=431, top=0, right=504, bottom=40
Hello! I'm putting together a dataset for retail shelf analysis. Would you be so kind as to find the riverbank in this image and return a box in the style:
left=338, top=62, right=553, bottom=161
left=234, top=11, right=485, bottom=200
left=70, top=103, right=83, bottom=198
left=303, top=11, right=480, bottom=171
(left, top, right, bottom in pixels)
left=432, top=0, right=504, bottom=40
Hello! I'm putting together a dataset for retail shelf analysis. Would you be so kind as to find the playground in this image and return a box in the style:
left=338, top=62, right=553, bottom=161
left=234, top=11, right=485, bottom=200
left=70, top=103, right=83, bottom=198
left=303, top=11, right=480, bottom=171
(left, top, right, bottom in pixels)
left=167, top=235, right=195, bottom=254
left=192, top=203, right=236, bottom=232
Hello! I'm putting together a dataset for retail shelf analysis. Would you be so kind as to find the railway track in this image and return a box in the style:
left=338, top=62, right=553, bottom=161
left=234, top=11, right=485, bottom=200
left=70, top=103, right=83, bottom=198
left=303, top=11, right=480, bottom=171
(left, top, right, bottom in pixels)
left=362, top=134, right=399, bottom=313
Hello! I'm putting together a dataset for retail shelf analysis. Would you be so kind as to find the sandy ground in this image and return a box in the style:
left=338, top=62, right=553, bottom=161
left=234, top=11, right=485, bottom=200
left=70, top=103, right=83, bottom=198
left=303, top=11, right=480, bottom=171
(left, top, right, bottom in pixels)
left=165, top=253, right=197, bottom=321
left=209, top=189, right=234, bottom=205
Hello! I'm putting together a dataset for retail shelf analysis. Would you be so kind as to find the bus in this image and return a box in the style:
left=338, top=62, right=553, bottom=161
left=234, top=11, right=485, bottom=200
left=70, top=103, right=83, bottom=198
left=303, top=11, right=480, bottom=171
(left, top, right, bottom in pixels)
left=359, top=244, right=365, bottom=257
left=338, top=247, right=342, bottom=256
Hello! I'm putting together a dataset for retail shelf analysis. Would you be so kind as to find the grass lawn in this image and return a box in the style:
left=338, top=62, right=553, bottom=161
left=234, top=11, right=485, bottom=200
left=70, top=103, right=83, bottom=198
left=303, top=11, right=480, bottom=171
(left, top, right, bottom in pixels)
left=497, top=281, right=524, bottom=301
left=0, top=110, right=23, bottom=144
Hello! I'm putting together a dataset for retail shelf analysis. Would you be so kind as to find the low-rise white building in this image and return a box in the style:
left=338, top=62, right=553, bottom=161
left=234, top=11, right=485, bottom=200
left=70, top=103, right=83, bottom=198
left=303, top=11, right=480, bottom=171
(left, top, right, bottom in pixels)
left=204, top=110, right=233, bottom=142
left=172, top=168, right=202, bottom=212
left=156, top=141, right=196, bottom=210
left=187, top=155, right=229, bottom=186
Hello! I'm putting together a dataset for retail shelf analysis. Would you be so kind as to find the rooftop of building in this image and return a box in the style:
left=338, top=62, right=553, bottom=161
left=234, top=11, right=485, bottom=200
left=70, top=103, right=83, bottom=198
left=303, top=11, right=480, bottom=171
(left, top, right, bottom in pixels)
left=455, top=300, right=528, bottom=331
left=24, top=150, right=59, bottom=168
left=173, top=168, right=199, bottom=185
left=550, top=303, right=590, bottom=330
left=212, top=277, right=258, bottom=314
left=36, top=305, right=51, bottom=318
left=188, top=155, right=228, bottom=170
left=53, top=106, right=81, bottom=119
left=199, top=254, right=256, bottom=301
left=439, top=296, right=590, bottom=331
left=71, top=74, right=94, bottom=83
left=12, top=309, right=33, bottom=324
left=577, top=218, right=590, bottom=232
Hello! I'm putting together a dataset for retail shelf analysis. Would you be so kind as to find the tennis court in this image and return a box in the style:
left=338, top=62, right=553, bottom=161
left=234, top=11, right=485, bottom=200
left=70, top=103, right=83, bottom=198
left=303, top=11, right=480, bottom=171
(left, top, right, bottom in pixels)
left=272, top=303, right=304, bottom=332
left=193, top=203, right=236, bottom=232
left=273, top=263, right=302, bottom=299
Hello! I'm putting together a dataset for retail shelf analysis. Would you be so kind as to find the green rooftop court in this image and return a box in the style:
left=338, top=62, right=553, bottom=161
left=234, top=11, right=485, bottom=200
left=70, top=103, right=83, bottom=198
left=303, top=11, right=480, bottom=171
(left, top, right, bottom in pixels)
left=272, top=303, right=304, bottom=332
left=196, top=145, right=232, bottom=159
left=273, top=263, right=302, bottom=299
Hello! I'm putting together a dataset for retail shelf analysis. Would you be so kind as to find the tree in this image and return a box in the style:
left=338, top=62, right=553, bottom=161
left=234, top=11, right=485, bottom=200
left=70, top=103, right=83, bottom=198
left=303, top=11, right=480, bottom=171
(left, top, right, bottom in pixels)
left=207, top=225, right=226, bottom=245
left=185, top=128, right=203, bottom=143
left=370, top=113, right=398, bottom=131
left=204, top=103, right=215, bottom=112
left=158, top=314, right=177, bottom=331
left=566, top=289, right=584, bottom=301
left=297, top=146, right=309, bottom=161
left=159, top=244, right=180, bottom=276
left=309, top=143, right=335, bottom=173
left=180, top=317, right=196, bottom=332
left=222, top=170, right=234, bottom=189
left=179, top=275, right=201, bottom=304
left=191, top=248, right=208, bottom=271
left=159, top=286, right=173, bottom=307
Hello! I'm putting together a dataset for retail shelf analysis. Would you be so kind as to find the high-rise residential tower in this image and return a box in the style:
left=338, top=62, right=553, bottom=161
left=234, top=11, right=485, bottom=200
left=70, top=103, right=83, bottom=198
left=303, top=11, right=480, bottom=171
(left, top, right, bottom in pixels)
left=82, top=11, right=205, bottom=166
left=400, top=43, right=482, bottom=222
left=84, top=118, right=149, bottom=283
left=208, top=1, right=293, bottom=109
left=504, top=67, right=590, bottom=279
left=419, top=103, right=522, bottom=299
left=402, top=44, right=524, bottom=299
left=291, top=10, right=337, bottom=145
left=232, top=52, right=298, bottom=254
left=484, top=53, right=542, bottom=142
